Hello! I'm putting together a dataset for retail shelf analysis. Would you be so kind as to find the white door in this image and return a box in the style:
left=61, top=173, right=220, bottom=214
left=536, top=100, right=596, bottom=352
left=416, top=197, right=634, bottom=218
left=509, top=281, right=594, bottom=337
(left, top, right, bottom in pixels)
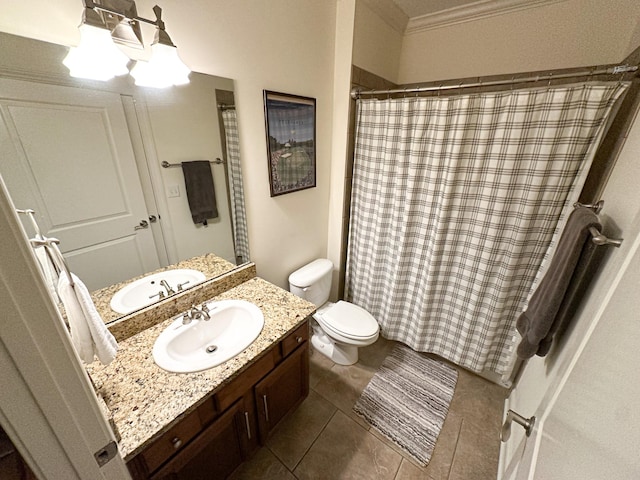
left=0, top=77, right=160, bottom=290
left=499, top=229, right=640, bottom=479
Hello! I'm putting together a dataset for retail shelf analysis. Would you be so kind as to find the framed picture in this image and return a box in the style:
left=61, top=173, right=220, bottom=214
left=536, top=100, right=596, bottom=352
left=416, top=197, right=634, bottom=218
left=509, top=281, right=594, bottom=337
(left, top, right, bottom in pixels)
left=263, top=90, right=316, bottom=196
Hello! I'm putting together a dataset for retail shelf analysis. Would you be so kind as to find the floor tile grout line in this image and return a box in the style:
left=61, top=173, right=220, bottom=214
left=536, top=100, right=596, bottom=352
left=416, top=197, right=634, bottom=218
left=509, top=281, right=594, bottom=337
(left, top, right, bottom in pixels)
left=447, top=418, right=466, bottom=480
left=286, top=408, right=340, bottom=475
left=392, top=455, right=404, bottom=480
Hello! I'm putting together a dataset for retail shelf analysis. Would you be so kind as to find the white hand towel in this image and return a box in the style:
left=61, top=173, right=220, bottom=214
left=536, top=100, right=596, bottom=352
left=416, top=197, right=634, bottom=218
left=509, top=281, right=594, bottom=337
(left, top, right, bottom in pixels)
left=57, top=271, right=118, bottom=365
left=34, top=246, right=60, bottom=302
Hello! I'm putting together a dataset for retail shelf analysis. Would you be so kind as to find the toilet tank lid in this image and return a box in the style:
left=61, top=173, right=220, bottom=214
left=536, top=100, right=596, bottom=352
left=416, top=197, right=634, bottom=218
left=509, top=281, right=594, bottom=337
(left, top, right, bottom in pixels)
left=289, top=258, right=333, bottom=287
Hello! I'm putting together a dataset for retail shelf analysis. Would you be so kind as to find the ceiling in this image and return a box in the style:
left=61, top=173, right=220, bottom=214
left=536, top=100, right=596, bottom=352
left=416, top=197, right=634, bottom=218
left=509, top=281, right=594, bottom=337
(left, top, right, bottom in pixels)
left=366, top=0, right=564, bottom=34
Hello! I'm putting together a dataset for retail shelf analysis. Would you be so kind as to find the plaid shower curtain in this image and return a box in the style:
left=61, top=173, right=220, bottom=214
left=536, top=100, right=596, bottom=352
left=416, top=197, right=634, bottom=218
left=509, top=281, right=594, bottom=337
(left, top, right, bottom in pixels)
left=221, top=109, right=250, bottom=263
left=345, top=83, right=627, bottom=376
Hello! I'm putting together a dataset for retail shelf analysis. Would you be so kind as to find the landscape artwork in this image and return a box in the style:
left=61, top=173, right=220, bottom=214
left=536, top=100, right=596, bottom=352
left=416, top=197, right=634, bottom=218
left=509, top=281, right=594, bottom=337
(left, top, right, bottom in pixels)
left=264, top=90, right=316, bottom=196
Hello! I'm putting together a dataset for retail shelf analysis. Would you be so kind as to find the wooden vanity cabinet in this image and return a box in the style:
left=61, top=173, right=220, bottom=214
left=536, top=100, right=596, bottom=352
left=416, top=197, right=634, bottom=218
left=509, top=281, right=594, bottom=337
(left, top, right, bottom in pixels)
left=127, top=320, right=309, bottom=480
left=149, top=399, right=245, bottom=480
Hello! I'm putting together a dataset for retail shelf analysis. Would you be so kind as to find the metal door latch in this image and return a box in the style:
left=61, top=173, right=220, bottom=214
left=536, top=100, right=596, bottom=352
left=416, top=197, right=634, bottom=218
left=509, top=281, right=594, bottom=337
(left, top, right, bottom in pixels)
left=94, top=441, right=118, bottom=467
left=134, top=219, right=149, bottom=230
left=501, top=409, right=536, bottom=442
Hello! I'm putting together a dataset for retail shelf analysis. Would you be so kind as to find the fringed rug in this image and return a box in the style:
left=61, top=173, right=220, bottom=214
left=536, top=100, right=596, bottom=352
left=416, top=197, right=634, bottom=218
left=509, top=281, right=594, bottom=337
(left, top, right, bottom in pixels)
left=353, top=344, right=458, bottom=466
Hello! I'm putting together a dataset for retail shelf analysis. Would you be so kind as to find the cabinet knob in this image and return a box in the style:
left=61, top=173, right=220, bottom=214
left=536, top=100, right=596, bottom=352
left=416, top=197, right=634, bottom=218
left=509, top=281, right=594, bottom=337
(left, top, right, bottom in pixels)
left=296, top=336, right=303, bottom=343
left=171, top=437, right=183, bottom=449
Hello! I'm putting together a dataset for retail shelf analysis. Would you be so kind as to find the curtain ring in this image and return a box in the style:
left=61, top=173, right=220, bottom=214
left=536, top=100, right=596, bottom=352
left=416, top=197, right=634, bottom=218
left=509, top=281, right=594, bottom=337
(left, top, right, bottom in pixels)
left=547, top=73, right=553, bottom=86
left=511, top=76, right=515, bottom=90
left=438, top=84, right=443, bottom=97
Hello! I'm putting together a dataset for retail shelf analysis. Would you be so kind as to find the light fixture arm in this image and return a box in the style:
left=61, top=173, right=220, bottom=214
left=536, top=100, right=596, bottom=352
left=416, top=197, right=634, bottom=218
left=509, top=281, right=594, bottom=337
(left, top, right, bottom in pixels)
left=151, top=5, right=177, bottom=47
left=84, top=0, right=166, bottom=29
left=80, top=1, right=108, bottom=29
left=153, top=5, right=164, bottom=30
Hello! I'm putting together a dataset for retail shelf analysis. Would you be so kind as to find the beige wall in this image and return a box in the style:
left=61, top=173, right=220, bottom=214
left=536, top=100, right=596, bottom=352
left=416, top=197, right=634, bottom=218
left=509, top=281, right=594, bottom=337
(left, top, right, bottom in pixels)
left=0, top=0, right=341, bottom=289
left=327, top=0, right=357, bottom=300
left=398, top=0, right=640, bottom=84
left=353, top=0, right=403, bottom=83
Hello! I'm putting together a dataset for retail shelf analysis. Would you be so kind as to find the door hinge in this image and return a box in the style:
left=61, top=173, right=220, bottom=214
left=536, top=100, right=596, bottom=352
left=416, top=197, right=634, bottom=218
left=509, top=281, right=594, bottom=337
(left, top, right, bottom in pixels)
left=94, top=441, right=118, bottom=467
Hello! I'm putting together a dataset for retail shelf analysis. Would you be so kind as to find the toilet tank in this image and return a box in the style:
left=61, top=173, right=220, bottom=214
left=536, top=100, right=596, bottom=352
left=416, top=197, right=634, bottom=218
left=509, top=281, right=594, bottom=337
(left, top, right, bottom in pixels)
left=288, top=258, right=333, bottom=306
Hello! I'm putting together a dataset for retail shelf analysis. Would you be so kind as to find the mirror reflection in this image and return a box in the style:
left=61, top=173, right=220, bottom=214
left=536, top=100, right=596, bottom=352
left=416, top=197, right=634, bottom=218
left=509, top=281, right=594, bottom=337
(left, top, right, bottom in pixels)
left=0, top=32, right=249, bottom=324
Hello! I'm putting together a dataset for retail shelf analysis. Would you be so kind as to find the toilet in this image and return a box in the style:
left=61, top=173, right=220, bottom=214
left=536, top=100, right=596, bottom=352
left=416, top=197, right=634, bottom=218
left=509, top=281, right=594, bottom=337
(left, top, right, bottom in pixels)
left=289, top=258, right=379, bottom=365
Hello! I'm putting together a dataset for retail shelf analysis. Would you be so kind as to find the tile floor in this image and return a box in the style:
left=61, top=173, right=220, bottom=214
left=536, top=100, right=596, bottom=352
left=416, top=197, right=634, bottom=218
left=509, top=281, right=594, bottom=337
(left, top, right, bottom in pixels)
left=230, top=336, right=508, bottom=480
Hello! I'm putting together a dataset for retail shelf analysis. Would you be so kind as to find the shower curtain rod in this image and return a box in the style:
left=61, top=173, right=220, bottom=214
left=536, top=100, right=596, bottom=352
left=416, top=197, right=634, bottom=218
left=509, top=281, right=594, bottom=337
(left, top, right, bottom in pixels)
left=351, top=64, right=638, bottom=99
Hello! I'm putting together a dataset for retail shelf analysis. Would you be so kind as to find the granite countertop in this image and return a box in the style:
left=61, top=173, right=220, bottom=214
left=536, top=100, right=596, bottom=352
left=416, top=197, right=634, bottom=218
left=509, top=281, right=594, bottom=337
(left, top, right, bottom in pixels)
left=90, top=253, right=238, bottom=324
left=86, top=277, right=316, bottom=461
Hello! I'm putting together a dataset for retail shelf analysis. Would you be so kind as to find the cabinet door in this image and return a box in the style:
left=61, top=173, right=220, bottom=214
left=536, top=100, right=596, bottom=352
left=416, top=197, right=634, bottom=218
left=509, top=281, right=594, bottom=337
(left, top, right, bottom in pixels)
left=238, top=390, right=259, bottom=455
left=150, top=400, right=245, bottom=480
left=255, top=343, right=309, bottom=443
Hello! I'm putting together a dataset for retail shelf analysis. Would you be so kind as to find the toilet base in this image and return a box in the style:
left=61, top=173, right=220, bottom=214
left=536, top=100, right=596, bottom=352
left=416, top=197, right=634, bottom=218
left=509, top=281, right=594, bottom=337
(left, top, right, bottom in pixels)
left=311, top=324, right=359, bottom=365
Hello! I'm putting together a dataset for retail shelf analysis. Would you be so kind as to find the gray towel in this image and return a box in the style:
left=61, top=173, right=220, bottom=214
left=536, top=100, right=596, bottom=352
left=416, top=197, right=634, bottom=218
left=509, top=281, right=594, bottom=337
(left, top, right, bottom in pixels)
left=516, top=206, right=601, bottom=359
left=181, top=161, right=218, bottom=226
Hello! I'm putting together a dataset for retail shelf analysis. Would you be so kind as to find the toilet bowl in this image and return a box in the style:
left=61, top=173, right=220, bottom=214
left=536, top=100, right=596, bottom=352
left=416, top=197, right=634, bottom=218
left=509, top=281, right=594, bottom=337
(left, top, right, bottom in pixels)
left=289, top=259, right=379, bottom=365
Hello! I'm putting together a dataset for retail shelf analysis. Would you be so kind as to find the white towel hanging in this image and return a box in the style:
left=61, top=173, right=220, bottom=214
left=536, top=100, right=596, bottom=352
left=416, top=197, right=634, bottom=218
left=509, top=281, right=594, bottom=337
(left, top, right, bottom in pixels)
left=57, top=271, right=118, bottom=365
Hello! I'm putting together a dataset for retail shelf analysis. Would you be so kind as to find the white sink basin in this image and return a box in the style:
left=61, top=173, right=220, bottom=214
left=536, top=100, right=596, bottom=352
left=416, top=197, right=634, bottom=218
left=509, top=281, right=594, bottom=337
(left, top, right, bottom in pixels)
left=152, top=300, right=265, bottom=373
left=110, top=269, right=206, bottom=314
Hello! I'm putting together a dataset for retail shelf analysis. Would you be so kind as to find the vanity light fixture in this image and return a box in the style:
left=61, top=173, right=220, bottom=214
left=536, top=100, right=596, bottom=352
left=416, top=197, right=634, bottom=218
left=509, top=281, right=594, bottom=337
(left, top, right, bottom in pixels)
left=63, top=0, right=190, bottom=87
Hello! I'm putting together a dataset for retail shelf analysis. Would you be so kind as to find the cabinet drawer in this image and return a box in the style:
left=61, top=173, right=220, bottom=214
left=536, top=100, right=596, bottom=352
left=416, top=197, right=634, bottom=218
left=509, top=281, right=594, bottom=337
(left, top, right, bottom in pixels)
left=281, top=321, right=309, bottom=358
left=215, top=349, right=278, bottom=412
left=141, top=410, right=201, bottom=474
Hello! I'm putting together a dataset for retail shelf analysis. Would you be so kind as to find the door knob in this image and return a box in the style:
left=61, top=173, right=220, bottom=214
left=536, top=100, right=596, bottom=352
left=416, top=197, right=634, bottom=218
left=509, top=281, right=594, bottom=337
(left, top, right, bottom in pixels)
left=134, top=220, right=149, bottom=230
left=148, top=215, right=158, bottom=223
left=501, top=409, right=535, bottom=442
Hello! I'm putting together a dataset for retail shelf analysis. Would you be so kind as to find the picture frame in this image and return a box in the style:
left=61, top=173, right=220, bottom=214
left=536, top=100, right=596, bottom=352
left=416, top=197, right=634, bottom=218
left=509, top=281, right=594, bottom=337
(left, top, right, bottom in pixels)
left=263, top=90, right=316, bottom=196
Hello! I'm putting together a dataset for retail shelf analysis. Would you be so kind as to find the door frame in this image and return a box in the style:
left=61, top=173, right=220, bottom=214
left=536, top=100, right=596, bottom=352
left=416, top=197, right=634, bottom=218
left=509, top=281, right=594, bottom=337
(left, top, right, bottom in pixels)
left=0, top=178, right=131, bottom=479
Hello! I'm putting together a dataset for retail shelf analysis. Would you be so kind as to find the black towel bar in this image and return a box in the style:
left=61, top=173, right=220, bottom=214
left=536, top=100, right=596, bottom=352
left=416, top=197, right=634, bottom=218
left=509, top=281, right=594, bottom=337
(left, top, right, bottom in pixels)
left=161, top=159, right=224, bottom=168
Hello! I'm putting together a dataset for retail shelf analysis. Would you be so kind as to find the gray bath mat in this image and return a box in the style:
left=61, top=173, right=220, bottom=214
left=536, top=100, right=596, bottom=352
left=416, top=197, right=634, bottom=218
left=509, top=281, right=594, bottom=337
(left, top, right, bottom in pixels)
left=353, top=344, right=458, bottom=466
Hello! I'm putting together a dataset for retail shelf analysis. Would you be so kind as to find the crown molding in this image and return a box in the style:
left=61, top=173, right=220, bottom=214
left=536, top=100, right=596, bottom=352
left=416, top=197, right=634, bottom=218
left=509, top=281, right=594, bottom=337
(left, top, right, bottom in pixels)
left=406, top=0, right=567, bottom=34
left=358, top=0, right=409, bottom=35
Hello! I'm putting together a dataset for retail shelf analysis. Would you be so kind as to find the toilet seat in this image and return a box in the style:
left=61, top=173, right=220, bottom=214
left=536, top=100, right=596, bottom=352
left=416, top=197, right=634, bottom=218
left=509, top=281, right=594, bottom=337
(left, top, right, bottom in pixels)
left=315, top=300, right=379, bottom=341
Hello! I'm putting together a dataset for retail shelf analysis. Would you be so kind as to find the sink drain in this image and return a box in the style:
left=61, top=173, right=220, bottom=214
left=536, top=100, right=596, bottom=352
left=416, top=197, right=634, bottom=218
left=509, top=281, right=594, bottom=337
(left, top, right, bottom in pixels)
left=206, top=345, right=218, bottom=353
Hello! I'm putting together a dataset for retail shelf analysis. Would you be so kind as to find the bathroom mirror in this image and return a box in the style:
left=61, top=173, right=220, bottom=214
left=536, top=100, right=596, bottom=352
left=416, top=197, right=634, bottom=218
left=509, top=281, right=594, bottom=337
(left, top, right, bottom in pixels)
left=0, top=32, right=250, bottom=323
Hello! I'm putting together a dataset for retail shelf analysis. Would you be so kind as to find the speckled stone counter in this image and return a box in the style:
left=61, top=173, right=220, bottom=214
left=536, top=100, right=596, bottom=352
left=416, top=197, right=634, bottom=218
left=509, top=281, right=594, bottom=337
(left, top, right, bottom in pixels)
left=86, top=277, right=316, bottom=461
left=91, top=253, right=238, bottom=324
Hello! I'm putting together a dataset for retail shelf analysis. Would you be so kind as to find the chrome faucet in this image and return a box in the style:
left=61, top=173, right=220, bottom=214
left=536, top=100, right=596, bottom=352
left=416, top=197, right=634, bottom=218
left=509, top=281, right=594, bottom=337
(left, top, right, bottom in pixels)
left=148, top=290, right=166, bottom=300
left=182, top=304, right=211, bottom=324
left=159, top=279, right=176, bottom=296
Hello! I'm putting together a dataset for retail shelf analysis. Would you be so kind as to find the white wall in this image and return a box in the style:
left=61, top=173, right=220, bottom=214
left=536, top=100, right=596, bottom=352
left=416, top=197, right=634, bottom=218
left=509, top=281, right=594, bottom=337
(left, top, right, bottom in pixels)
left=398, top=0, right=640, bottom=84
left=0, top=0, right=341, bottom=289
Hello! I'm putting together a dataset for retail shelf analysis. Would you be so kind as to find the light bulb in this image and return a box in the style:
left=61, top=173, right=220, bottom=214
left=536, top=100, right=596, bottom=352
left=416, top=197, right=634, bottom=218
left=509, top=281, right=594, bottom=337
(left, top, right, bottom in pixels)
left=130, top=43, right=190, bottom=88
left=63, top=24, right=130, bottom=81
